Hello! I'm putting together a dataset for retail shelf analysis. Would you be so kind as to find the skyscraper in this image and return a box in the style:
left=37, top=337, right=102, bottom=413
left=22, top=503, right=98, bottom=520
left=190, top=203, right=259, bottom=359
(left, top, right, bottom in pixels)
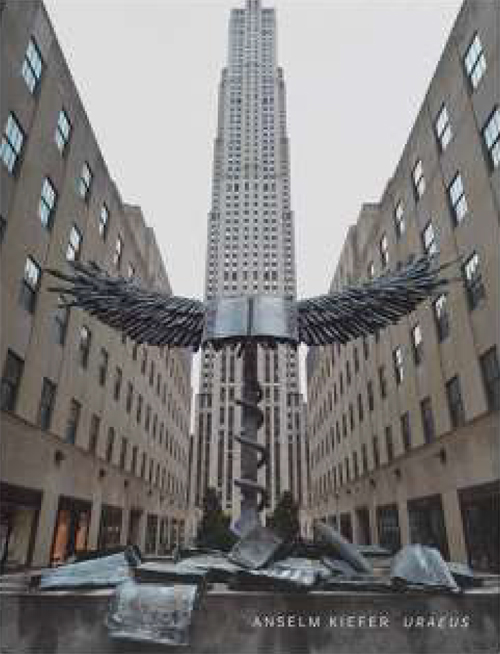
left=188, top=0, right=307, bottom=532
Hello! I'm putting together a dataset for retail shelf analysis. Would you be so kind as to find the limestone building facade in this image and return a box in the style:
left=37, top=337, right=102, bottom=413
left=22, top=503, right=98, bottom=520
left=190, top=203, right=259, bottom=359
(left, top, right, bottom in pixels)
left=306, top=0, right=499, bottom=570
left=0, top=1, right=192, bottom=569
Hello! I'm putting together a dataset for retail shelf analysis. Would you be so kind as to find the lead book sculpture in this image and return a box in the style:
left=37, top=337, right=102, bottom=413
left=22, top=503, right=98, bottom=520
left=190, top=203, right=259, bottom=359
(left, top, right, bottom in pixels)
left=48, top=253, right=454, bottom=538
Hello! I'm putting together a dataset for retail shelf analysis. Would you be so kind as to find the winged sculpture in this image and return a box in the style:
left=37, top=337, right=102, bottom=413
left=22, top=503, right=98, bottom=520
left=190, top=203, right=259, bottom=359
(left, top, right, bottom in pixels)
left=48, top=254, right=452, bottom=350
left=47, top=254, right=454, bottom=536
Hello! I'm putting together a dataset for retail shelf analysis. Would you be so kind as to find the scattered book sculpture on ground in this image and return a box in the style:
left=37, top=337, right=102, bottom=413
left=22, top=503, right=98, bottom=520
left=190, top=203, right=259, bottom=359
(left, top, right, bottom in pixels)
left=48, top=254, right=453, bottom=537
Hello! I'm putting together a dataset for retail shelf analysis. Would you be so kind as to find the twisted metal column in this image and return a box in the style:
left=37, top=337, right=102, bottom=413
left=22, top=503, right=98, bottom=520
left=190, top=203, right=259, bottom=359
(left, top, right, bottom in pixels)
left=233, top=341, right=268, bottom=536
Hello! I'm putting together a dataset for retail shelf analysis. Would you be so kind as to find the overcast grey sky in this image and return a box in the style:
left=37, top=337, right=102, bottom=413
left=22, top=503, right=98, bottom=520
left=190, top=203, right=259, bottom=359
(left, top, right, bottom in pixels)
left=44, top=0, right=462, bottom=395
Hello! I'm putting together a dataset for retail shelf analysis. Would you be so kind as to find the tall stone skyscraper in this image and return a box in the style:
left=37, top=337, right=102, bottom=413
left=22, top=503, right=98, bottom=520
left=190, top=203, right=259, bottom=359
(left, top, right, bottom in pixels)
left=188, top=0, right=307, bottom=532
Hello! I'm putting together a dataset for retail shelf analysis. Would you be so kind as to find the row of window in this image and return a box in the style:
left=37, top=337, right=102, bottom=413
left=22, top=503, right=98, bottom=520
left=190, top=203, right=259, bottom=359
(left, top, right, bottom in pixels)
left=309, top=287, right=459, bottom=421
left=310, top=347, right=499, bottom=484
left=0, top=350, right=189, bottom=488
left=359, top=32, right=498, bottom=278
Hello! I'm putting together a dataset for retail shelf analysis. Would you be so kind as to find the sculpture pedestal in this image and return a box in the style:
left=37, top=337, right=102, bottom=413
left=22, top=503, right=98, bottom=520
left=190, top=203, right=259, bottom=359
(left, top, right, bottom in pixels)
left=1, top=586, right=499, bottom=653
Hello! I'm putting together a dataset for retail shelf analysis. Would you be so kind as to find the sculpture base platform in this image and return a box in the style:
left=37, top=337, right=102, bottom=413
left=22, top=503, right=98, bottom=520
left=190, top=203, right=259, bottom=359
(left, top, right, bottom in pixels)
left=1, top=586, right=499, bottom=653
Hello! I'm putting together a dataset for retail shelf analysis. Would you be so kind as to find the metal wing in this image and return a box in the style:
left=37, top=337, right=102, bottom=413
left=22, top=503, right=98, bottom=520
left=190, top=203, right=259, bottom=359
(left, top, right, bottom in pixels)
left=47, top=261, right=206, bottom=349
left=297, top=255, right=454, bottom=346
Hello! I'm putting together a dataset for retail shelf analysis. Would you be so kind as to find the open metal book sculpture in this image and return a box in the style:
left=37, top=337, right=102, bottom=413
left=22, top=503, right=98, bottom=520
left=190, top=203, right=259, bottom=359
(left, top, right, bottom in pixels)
left=48, top=254, right=453, bottom=536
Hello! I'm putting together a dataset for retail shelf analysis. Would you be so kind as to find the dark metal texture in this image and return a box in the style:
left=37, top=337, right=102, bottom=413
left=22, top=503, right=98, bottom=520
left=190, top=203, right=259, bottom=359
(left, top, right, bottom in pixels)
left=232, top=342, right=268, bottom=536
left=46, top=255, right=453, bottom=528
left=39, top=550, right=135, bottom=590
left=229, top=524, right=283, bottom=569
left=47, top=255, right=451, bottom=350
left=106, top=580, right=199, bottom=646
left=390, top=545, right=459, bottom=592
left=47, top=262, right=205, bottom=349
left=313, top=520, right=373, bottom=575
left=297, top=255, right=454, bottom=345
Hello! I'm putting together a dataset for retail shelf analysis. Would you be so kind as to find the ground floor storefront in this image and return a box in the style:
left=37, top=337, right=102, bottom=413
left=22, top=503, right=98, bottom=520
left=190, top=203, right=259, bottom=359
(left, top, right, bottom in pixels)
left=309, top=414, right=499, bottom=571
left=0, top=413, right=186, bottom=570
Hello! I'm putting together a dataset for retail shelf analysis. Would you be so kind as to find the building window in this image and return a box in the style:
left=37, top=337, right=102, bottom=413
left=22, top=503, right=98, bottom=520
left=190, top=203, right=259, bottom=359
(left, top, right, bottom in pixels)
left=39, top=177, right=57, bottom=229
left=22, top=37, right=43, bottom=93
left=0, top=350, right=24, bottom=412
left=401, top=412, right=411, bottom=452
left=37, top=378, right=56, bottom=430
left=78, top=326, right=91, bottom=368
left=379, top=365, right=387, bottom=398
left=462, top=252, right=485, bottom=310
left=480, top=346, right=500, bottom=411
left=114, top=367, right=122, bottom=401
left=65, top=399, right=81, bottom=444
left=448, top=173, right=468, bottom=224
left=53, top=297, right=69, bottom=346
left=0, top=113, right=24, bottom=173
left=433, top=294, right=450, bottom=341
left=482, top=107, right=500, bottom=170
left=357, top=393, right=364, bottom=422
left=136, top=395, right=143, bottom=424
left=78, top=162, right=93, bottom=201
left=0, top=214, right=6, bottom=244
left=393, top=346, right=404, bottom=385
left=361, top=444, right=368, bottom=474
left=446, top=376, right=465, bottom=429
left=119, top=437, right=128, bottom=470
left=19, top=256, right=41, bottom=313
left=88, top=414, right=100, bottom=454
left=372, top=436, right=380, bottom=468
left=385, top=426, right=394, bottom=463
left=131, top=446, right=138, bottom=475
left=66, top=225, right=82, bottom=261
left=98, top=348, right=108, bottom=386
left=379, top=234, right=389, bottom=268
left=363, top=337, right=369, bottom=360
left=422, top=221, right=437, bottom=256
left=394, top=201, right=405, bottom=238
left=435, top=104, right=452, bottom=151
left=99, top=204, right=109, bottom=239
left=55, top=109, right=71, bottom=154
left=411, top=324, right=423, bottom=365
left=412, top=159, right=425, bottom=199
left=464, top=33, right=486, bottom=90
left=106, top=427, right=115, bottom=463
left=367, top=380, right=374, bottom=411
left=113, top=235, right=123, bottom=269
left=420, top=397, right=435, bottom=443
left=126, top=381, right=133, bottom=413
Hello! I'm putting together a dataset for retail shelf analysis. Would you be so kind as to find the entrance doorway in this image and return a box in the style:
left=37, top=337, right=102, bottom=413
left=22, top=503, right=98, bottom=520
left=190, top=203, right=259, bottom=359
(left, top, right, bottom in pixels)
left=376, top=503, right=401, bottom=553
left=98, top=505, right=122, bottom=550
left=408, top=494, right=449, bottom=559
left=159, top=517, right=169, bottom=554
left=339, top=512, right=353, bottom=541
left=460, top=482, right=499, bottom=572
left=127, top=509, right=142, bottom=548
left=0, top=483, right=41, bottom=571
left=51, top=496, right=91, bottom=565
left=145, top=514, right=158, bottom=555
left=355, top=507, right=371, bottom=545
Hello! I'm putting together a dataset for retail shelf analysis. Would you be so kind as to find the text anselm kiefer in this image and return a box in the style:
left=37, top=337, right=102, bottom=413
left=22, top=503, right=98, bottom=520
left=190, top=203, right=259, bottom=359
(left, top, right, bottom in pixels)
left=250, top=613, right=471, bottom=629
